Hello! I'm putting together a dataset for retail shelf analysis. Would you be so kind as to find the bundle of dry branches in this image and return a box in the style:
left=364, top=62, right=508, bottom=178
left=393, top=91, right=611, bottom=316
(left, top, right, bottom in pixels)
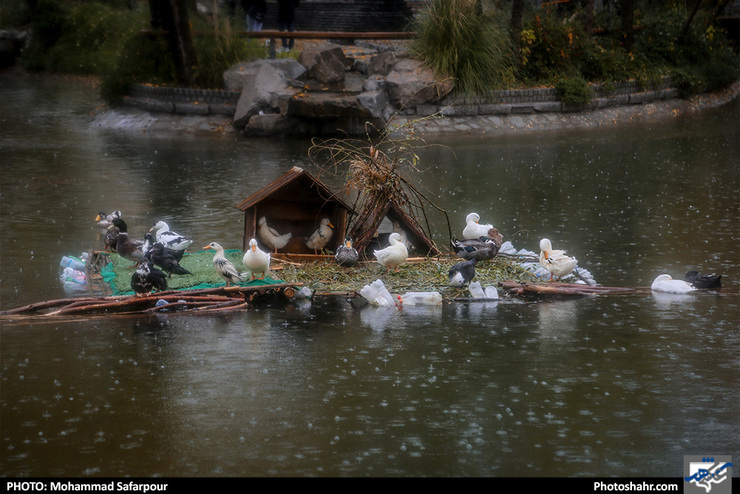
left=308, top=120, right=451, bottom=253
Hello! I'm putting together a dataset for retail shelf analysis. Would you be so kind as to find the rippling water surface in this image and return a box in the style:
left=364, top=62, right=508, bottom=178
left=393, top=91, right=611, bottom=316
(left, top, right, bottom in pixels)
left=1, top=76, right=738, bottom=477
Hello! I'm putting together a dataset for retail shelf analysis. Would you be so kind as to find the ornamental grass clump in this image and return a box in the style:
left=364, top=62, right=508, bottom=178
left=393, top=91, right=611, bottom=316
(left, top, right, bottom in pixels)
left=410, top=0, right=515, bottom=99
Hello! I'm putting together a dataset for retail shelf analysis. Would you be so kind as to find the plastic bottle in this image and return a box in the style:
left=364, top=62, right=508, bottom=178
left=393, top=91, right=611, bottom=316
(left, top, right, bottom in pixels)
left=60, top=267, right=86, bottom=284
left=400, top=291, right=443, bottom=306
left=60, top=255, right=86, bottom=271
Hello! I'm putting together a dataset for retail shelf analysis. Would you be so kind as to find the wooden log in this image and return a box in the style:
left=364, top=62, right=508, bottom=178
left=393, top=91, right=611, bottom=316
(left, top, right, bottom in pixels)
left=500, top=281, right=647, bottom=296
left=0, top=283, right=300, bottom=319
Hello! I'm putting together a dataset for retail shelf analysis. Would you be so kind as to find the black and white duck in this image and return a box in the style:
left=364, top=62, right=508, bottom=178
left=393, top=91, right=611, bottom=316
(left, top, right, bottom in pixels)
left=683, top=270, right=722, bottom=289
left=144, top=233, right=192, bottom=277
left=306, top=218, right=334, bottom=255
left=449, top=259, right=477, bottom=287
left=335, top=236, right=359, bottom=267
left=110, top=218, right=145, bottom=263
left=149, top=221, right=193, bottom=252
left=96, top=211, right=122, bottom=229
left=204, top=242, right=242, bottom=286
left=131, top=260, right=168, bottom=297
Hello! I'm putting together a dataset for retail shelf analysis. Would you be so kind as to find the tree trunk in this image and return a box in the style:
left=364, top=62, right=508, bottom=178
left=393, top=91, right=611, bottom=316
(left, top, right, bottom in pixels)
left=510, top=0, right=525, bottom=61
left=149, top=0, right=197, bottom=86
left=167, top=0, right=197, bottom=86
left=680, top=0, right=704, bottom=38
left=619, top=0, right=635, bottom=51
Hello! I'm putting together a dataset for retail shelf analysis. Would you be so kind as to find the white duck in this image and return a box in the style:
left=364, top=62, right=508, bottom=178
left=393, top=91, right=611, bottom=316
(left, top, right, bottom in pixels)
left=539, top=238, right=578, bottom=281
left=306, top=218, right=334, bottom=254
left=463, top=212, right=495, bottom=240
left=651, top=274, right=696, bottom=294
left=204, top=242, right=242, bottom=286
left=150, top=221, right=193, bottom=252
left=243, top=238, right=270, bottom=280
left=374, top=232, right=408, bottom=272
left=257, top=216, right=292, bottom=253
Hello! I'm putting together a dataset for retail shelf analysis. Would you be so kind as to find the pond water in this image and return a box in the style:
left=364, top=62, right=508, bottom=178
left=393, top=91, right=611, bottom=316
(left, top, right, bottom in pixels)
left=0, top=75, right=738, bottom=477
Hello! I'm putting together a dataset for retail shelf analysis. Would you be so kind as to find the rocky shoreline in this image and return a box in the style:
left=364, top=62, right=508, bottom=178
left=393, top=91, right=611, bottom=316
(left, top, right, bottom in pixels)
left=82, top=40, right=740, bottom=138
left=90, top=79, right=739, bottom=138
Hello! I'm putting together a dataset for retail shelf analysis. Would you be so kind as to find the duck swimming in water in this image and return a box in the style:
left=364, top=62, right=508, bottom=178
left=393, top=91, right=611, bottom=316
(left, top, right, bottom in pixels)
left=651, top=274, right=696, bottom=294
left=96, top=211, right=121, bottom=229
left=335, top=236, right=359, bottom=267
left=204, top=242, right=242, bottom=286
left=683, top=270, right=721, bottom=289
left=539, top=238, right=578, bottom=281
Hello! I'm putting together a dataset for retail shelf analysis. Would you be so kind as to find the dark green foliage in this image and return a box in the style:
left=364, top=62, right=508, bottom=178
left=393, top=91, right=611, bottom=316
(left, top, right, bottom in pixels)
left=555, top=74, right=592, bottom=104
left=99, top=33, right=177, bottom=103
left=21, top=1, right=144, bottom=75
left=410, top=0, right=515, bottom=97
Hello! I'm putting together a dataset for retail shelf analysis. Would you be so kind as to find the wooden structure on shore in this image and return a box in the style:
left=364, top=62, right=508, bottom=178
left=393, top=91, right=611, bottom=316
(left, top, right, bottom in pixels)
left=235, top=166, right=355, bottom=255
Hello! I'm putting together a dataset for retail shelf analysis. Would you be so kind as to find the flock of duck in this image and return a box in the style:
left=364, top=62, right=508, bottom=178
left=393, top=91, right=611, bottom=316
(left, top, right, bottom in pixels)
left=96, top=208, right=722, bottom=298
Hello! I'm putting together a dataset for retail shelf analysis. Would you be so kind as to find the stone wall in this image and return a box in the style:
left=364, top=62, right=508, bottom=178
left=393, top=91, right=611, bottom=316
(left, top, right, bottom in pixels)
left=123, top=76, right=679, bottom=121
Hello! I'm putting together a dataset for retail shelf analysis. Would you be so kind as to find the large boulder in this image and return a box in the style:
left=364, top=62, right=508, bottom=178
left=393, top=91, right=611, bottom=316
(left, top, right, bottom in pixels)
left=232, top=62, right=301, bottom=129
left=385, top=59, right=454, bottom=109
left=223, top=58, right=306, bottom=91
left=298, top=44, right=348, bottom=84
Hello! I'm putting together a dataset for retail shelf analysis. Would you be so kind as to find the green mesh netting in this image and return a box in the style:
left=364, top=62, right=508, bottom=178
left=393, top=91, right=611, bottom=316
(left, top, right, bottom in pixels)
left=101, top=249, right=283, bottom=295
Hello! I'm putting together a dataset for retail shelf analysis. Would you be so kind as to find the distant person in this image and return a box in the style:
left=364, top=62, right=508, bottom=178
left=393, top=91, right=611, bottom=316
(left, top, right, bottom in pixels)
left=246, top=0, right=267, bottom=32
left=277, top=0, right=299, bottom=52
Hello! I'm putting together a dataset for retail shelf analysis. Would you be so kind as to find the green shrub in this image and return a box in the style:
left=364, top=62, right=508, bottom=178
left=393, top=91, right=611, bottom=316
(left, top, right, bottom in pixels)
left=518, top=11, right=590, bottom=84
left=410, top=0, right=514, bottom=98
left=555, top=74, right=592, bottom=104
left=99, top=31, right=177, bottom=103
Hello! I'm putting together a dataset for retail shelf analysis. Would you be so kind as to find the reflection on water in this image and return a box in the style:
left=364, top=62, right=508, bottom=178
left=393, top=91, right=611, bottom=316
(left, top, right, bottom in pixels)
left=0, top=76, right=738, bottom=477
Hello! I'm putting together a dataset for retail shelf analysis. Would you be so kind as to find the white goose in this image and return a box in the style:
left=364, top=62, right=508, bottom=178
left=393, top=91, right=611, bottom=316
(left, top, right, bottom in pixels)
left=651, top=274, right=696, bottom=294
left=374, top=232, right=408, bottom=272
left=539, top=238, right=578, bottom=281
left=150, top=221, right=193, bottom=252
left=204, top=242, right=242, bottom=286
left=463, top=212, right=494, bottom=240
left=243, top=238, right=270, bottom=280
left=257, top=216, right=292, bottom=253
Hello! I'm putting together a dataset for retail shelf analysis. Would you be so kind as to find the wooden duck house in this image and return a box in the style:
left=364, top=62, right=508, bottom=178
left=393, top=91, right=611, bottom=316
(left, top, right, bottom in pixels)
left=235, top=167, right=355, bottom=257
